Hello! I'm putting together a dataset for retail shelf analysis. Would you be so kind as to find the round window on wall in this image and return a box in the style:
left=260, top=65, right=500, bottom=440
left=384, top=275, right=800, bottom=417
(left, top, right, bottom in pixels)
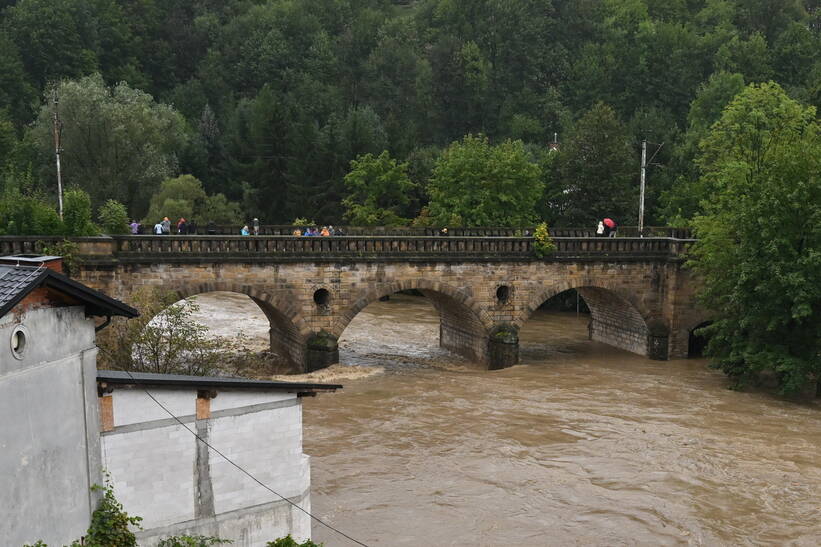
left=10, top=325, right=28, bottom=360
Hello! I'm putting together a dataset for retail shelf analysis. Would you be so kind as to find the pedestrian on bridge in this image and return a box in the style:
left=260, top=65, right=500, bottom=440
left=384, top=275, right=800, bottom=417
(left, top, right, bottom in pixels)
left=161, top=217, right=171, bottom=235
left=253, top=217, right=260, bottom=235
left=153, top=221, right=163, bottom=235
left=603, top=218, right=617, bottom=237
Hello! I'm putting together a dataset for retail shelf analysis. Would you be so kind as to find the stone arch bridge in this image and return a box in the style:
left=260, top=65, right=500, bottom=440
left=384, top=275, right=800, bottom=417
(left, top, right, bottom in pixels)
left=3, top=234, right=707, bottom=371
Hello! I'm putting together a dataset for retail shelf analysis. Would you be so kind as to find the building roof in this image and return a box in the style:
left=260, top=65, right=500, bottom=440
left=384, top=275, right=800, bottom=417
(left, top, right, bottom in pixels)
left=97, top=370, right=342, bottom=394
left=0, top=261, right=139, bottom=319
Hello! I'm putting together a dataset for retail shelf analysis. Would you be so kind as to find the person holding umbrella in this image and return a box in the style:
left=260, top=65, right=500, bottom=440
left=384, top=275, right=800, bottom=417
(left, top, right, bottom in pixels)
left=603, top=217, right=617, bottom=237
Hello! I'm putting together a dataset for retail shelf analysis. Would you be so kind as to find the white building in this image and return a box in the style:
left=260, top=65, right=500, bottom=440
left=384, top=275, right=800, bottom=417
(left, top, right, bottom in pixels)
left=97, top=370, right=340, bottom=545
left=0, top=254, right=340, bottom=546
left=0, top=254, right=138, bottom=546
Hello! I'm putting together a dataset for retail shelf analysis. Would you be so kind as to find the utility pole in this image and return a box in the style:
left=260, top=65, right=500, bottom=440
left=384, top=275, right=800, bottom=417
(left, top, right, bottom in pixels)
left=638, top=139, right=647, bottom=237
left=52, top=88, right=64, bottom=220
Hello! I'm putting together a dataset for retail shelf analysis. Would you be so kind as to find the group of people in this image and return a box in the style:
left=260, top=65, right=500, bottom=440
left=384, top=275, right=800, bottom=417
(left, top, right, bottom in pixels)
left=240, top=218, right=260, bottom=236
left=290, top=225, right=343, bottom=237
left=147, top=217, right=199, bottom=235
left=596, top=218, right=618, bottom=237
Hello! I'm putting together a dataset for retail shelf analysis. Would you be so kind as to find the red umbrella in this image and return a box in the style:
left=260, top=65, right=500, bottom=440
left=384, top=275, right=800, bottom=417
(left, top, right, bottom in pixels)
left=603, top=218, right=616, bottom=228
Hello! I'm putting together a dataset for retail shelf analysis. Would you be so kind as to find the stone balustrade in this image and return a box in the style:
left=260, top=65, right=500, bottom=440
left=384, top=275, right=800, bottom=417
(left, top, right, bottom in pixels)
left=0, top=235, right=693, bottom=264
left=208, top=224, right=693, bottom=238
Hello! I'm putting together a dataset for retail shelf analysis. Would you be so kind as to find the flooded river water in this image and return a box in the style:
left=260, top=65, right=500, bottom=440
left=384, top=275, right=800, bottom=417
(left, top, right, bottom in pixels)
left=194, top=292, right=821, bottom=546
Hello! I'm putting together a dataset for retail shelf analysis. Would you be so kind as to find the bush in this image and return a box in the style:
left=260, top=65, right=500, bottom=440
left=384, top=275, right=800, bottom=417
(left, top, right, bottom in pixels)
left=533, top=222, right=556, bottom=258
left=63, top=188, right=98, bottom=236
left=98, top=199, right=130, bottom=234
left=157, top=536, right=232, bottom=546
left=0, top=169, right=64, bottom=235
left=267, top=536, right=323, bottom=547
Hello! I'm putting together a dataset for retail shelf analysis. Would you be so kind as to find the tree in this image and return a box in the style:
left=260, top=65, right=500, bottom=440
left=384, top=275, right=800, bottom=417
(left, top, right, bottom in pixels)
left=62, top=187, right=97, bottom=236
left=343, top=151, right=415, bottom=225
left=553, top=102, right=636, bottom=226
left=0, top=170, right=62, bottom=235
left=28, top=74, right=188, bottom=217
left=426, top=134, right=542, bottom=227
left=660, top=72, right=746, bottom=223
left=690, top=82, right=821, bottom=396
left=142, top=174, right=240, bottom=225
left=98, top=199, right=129, bottom=234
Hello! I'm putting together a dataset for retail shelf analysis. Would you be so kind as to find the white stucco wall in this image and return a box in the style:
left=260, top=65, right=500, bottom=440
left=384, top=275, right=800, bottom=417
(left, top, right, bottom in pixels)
left=0, top=306, right=102, bottom=546
left=101, top=386, right=311, bottom=546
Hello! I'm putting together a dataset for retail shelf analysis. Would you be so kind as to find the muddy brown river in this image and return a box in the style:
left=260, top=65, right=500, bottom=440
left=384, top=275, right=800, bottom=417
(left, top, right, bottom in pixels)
left=193, top=292, right=821, bottom=546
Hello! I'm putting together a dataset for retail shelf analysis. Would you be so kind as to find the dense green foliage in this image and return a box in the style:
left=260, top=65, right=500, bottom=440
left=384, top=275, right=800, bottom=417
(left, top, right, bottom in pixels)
left=142, top=174, right=241, bottom=225
left=343, top=151, right=415, bottom=225
left=157, top=536, right=232, bottom=546
left=427, top=135, right=542, bottom=226
left=266, top=536, right=323, bottom=547
left=62, top=188, right=97, bottom=236
left=690, top=83, right=821, bottom=396
left=0, top=0, right=818, bottom=227
left=98, top=199, right=129, bottom=234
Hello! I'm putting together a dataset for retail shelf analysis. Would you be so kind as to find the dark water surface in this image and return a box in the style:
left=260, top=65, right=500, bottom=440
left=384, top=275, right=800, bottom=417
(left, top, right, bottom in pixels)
left=301, top=294, right=820, bottom=546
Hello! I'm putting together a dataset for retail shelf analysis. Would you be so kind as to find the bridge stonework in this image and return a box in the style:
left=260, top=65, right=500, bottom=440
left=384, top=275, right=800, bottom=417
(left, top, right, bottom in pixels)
left=63, top=246, right=705, bottom=372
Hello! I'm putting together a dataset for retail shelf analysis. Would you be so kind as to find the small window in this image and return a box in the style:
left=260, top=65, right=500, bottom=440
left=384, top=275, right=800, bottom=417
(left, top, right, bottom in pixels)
left=10, top=325, right=28, bottom=360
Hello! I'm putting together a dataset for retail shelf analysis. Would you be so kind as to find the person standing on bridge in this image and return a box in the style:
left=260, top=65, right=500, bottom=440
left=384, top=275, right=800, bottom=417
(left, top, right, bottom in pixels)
left=129, top=220, right=140, bottom=235
left=596, top=220, right=605, bottom=237
left=153, top=220, right=163, bottom=235
left=253, top=217, right=260, bottom=236
left=161, top=217, right=171, bottom=235
left=241, top=225, right=250, bottom=236
left=603, top=217, right=617, bottom=237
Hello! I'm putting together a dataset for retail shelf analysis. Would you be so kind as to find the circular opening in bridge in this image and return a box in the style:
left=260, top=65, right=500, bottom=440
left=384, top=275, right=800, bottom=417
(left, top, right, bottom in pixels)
left=496, top=285, right=511, bottom=304
left=313, top=288, right=331, bottom=308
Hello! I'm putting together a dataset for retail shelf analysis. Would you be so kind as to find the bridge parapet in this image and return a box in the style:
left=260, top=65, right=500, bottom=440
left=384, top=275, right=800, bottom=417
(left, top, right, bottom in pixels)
left=0, top=235, right=693, bottom=264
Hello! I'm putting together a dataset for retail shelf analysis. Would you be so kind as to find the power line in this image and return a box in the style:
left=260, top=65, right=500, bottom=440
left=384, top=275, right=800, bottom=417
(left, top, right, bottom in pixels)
left=119, top=369, right=370, bottom=547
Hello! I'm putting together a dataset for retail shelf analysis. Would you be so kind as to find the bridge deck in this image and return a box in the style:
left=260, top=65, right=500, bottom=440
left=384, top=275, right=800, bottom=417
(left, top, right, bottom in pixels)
left=0, top=235, right=694, bottom=264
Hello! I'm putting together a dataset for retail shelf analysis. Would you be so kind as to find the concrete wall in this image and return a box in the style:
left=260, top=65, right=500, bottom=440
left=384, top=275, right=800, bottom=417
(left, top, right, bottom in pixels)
left=76, top=258, right=705, bottom=369
left=0, top=306, right=102, bottom=546
left=101, top=387, right=311, bottom=546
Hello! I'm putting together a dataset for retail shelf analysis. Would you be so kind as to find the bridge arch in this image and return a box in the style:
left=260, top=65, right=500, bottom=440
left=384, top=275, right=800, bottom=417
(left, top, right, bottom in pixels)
left=139, top=282, right=311, bottom=371
left=517, top=281, right=664, bottom=359
left=331, top=278, right=496, bottom=365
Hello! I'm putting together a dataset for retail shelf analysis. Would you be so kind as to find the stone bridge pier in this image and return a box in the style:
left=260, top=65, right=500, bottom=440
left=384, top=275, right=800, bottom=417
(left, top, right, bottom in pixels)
left=70, top=251, right=706, bottom=373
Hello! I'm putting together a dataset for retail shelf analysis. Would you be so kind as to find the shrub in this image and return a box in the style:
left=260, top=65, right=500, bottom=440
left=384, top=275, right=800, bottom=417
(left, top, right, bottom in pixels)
left=533, top=222, right=556, bottom=258
left=267, top=536, right=323, bottom=547
left=157, top=536, right=232, bottom=546
left=98, top=199, right=130, bottom=234
left=63, top=188, right=98, bottom=236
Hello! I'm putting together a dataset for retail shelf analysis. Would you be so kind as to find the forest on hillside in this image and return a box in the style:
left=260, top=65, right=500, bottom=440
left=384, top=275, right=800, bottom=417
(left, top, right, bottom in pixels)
left=0, top=0, right=819, bottom=228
